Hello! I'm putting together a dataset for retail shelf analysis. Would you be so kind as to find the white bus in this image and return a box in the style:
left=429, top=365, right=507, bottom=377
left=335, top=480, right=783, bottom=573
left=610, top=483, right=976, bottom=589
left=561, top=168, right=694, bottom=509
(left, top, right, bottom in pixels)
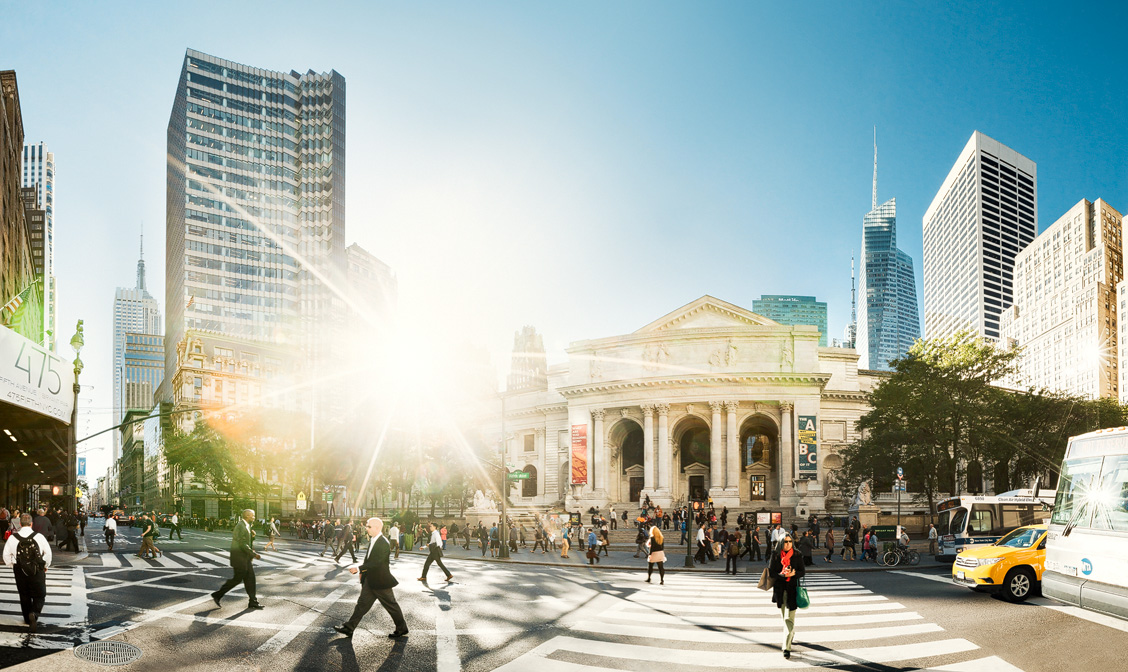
left=935, top=492, right=1052, bottom=560
left=1044, top=427, right=1128, bottom=620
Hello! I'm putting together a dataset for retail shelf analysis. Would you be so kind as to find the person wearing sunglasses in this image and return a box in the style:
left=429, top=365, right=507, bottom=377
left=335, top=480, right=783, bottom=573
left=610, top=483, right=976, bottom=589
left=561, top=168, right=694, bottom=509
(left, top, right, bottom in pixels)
left=768, top=535, right=806, bottom=659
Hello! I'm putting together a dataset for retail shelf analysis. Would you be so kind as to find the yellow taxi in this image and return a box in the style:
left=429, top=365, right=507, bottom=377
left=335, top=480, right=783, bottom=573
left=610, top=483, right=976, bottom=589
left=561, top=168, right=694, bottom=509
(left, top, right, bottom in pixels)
left=951, top=523, right=1047, bottom=602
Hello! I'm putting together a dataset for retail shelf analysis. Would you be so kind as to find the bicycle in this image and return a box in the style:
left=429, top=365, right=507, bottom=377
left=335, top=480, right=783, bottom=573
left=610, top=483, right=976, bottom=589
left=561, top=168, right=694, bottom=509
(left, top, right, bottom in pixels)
left=881, top=546, right=921, bottom=566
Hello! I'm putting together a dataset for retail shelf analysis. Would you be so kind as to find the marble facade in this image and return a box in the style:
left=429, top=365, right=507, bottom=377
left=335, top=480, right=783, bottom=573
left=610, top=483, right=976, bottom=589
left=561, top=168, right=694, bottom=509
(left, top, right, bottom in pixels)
left=494, top=296, right=884, bottom=516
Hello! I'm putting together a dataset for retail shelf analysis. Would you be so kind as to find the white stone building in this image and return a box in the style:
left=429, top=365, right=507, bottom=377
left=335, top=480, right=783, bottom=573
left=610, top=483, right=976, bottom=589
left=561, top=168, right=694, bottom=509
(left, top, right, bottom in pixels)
left=493, top=296, right=883, bottom=517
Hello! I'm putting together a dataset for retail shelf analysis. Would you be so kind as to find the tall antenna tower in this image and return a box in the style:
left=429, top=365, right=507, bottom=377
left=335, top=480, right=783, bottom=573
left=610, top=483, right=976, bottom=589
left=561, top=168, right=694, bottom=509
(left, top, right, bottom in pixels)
left=849, top=253, right=857, bottom=347
left=872, top=126, right=878, bottom=211
left=137, top=229, right=147, bottom=292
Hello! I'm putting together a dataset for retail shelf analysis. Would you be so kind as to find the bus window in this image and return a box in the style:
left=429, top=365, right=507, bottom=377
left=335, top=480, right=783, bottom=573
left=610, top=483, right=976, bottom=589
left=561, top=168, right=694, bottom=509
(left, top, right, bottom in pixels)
left=937, top=509, right=953, bottom=536
left=950, top=508, right=968, bottom=536
left=969, top=505, right=996, bottom=534
left=1051, top=456, right=1104, bottom=527
left=1091, top=455, right=1128, bottom=533
left=1001, top=504, right=1036, bottom=529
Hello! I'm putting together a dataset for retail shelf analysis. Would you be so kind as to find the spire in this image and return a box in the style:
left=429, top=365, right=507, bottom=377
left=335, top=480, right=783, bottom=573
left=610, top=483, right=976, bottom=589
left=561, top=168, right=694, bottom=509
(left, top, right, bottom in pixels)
left=849, top=253, right=857, bottom=347
left=872, top=126, right=878, bottom=211
left=137, top=230, right=146, bottom=292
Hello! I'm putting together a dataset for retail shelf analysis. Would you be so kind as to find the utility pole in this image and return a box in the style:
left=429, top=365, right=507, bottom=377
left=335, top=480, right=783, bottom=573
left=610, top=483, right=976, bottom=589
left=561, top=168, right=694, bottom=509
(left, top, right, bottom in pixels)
left=499, top=393, right=510, bottom=559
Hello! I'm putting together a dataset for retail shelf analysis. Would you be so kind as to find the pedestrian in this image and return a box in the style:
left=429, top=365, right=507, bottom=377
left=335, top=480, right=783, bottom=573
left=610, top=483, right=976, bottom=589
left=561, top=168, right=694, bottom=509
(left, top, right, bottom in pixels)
left=609, top=506, right=617, bottom=530
left=634, top=526, right=648, bottom=558
left=646, top=525, right=666, bottom=584
left=694, top=524, right=708, bottom=563
left=560, top=525, right=571, bottom=558
left=928, top=523, right=938, bottom=556
left=418, top=523, right=453, bottom=582
left=170, top=512, right=183, bottom=540
left=769, top=533, right=805, bottom=659
left=531, top=526, right=545, bottom=554
left=440, top=524, right=448, bottom=551
left=136, top=515, right=158, bottom=559
left=265, top=518, right=279, bottom=551
left=389, top=522, right=401, bottom=559
left=749, top=525, right=763, bottom=562
left=586, top=527, right=600, bottom=565
left=79, top=512, right=87, bottom=538
left=725, top=532, right=741, bottom=575
left=797, top=530, right=814, bottom=567
left=825, top=528, right=835, bottom=563
left=862, top=528, right=872, bottom=562
left=104, top=514, right=117, bottom=551
left=519, top=525, right=527, bottom=548
left=335, top=519, right=358, bottom=563
left=599, top=525, right=610, bottom=557
left=489, top=523, right=500, bottom=557
left=334, top=517, right=409, bottom=639
left=63, top=511, right=80, bottom=553
left=840, top=526, right=857, bottom=561
left=211, top=509, right=264, bottom=610
left=320, top=518, right=341, bottom=557
left=2, top=513, right=51, bottom=632
left=678, top=518, right=687, bottom=545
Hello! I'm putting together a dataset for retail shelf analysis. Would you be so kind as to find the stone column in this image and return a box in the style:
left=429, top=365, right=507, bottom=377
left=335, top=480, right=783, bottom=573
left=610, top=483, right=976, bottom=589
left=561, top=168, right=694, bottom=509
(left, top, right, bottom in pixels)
left=591, top=409, right=605, bottom=496
left=725, top=401, right=739, bottom=490
left=641, top=404, right=655, bottom=491
left=656, top=403, right=670, bottom=494
left=709, top=401, right=723, bottom=493
left=779, top=402, right=796, bottom=500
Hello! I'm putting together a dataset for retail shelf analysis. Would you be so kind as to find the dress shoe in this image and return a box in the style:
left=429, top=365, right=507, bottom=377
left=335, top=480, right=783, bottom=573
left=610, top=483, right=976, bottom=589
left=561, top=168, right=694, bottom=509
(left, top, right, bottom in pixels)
left=210, top=592, right=222, bottom=607
left=247, top=602, right=265, bottom=610
left=388, top=630, right=408, bottom=638
left=333, top=625, right=353, bottom=637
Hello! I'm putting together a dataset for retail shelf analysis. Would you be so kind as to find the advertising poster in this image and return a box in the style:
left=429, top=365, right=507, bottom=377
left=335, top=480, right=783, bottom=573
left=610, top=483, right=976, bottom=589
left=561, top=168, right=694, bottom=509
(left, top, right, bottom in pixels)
left=771, top=512, right=782, bottom=525
left=570, top=424, right=588, bottom=484
left=798, top=414, right=818, bottom=478
left=756, top=512, right=771, bottom=525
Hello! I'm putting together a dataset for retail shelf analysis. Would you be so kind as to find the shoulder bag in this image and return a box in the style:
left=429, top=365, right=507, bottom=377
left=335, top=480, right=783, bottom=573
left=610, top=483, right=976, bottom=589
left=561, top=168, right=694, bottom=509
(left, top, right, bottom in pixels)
left=796, top=579, right=811, bottom=609
left=757, top=567, right=774, bottom=591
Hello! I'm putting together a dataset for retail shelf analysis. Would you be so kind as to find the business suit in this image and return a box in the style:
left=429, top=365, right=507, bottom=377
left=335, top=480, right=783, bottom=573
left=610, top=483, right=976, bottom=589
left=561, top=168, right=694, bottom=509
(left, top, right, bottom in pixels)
left=214, top=519, right=259, bottom=606
left=342, top=534, right=407, bottom=635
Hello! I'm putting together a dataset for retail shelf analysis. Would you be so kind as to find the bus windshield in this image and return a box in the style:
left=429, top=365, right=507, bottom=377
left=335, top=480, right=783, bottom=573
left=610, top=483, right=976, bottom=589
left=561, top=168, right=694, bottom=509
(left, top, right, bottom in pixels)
left=1051, top=456, right=1103, bottom=526
left=950, top=508, right=968, bottom=536
left=996, top=527, right=1043, bottom=549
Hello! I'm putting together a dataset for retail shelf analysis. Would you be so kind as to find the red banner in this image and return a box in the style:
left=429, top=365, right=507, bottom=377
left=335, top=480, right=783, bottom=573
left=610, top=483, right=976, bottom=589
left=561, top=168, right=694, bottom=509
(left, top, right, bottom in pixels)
left=571, top=424, right=588, bottom=484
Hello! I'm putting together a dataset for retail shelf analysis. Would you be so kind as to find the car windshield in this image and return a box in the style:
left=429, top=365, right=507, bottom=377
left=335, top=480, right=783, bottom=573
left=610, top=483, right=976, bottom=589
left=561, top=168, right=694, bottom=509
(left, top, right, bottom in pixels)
left=996, top=527, right=1043, bottom=549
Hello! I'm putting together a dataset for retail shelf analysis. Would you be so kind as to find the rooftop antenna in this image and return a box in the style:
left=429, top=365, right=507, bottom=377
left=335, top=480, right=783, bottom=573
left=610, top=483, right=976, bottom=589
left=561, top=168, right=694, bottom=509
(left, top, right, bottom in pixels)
left=137, top=228, right=146, bottom=292
left=872, top=126, right=878, bottom=211
left=850, top=253, right=856, bottom=346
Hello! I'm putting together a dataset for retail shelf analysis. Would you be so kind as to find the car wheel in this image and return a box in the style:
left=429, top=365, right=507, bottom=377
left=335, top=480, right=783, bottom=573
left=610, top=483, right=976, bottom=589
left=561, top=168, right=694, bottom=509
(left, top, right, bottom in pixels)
left=1004, top=567, right=1035, bottom=602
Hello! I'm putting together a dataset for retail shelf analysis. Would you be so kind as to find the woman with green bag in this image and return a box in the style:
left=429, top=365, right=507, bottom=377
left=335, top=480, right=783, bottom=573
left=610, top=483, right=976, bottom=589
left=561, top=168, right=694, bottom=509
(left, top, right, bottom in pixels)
left=768, top=535, right=806, bottom=659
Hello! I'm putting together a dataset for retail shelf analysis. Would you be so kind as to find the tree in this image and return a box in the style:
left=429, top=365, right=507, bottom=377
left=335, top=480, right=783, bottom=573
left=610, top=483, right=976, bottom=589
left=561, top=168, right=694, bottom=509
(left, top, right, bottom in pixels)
left=843, top=331, right=1021, bottom=517
left=164, top=420, right=269, bottom=507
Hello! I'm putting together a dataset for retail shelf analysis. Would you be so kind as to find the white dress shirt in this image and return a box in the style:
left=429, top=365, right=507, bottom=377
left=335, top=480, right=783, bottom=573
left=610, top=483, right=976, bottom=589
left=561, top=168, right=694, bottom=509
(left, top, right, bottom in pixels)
left=105, top=518, right=117, bottom=532
left=3, top=527, right=52, bottom=569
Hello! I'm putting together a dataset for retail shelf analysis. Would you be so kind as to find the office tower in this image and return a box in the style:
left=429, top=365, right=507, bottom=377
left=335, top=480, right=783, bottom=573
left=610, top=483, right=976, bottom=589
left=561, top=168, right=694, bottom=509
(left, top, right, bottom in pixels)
left=752, top=295, right=829, bottom=346
left=345, top=243, right=397, bottom=323
left=924, top=131, right=1037, bottom=341
left=21, top=141, right=55, bottom=351
left=165, top=48, right=346, bottom=409
left=112, top=238, right=161, bottom=462
left=856, top=134, right=921, bottom=370
left=1001, top=199, right=1122, bottom=399
left=123, top=333, right=165, bottom=412
left=1, top=71, right=44, bottom=345
left=508, top=325, right=548, bottom=391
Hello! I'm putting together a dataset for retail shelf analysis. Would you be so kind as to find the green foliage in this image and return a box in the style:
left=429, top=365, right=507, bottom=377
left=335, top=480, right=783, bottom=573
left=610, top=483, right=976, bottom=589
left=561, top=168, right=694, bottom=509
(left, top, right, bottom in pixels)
left=164, top=420, right=269, bottom=501
left=841, top=331, right=1128, bottom=514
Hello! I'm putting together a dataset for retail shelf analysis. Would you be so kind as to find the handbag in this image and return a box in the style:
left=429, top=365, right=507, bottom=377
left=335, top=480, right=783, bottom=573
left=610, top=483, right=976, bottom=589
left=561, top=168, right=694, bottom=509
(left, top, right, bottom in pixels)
left=797, top=579, right=811, bottom=609
left=757, top=567, right=774, bottom=591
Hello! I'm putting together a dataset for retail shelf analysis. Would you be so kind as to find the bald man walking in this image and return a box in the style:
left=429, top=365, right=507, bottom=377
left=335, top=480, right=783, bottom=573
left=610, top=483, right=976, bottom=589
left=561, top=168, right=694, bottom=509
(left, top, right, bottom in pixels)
left=211, top=509, right=263, bottom=610
left=334, top=517, right=408, bottom=638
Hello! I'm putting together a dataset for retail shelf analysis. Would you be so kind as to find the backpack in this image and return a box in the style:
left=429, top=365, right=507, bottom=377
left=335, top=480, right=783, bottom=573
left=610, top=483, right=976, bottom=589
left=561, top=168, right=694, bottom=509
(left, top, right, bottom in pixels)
left=16, top=533, right=45, bottom=576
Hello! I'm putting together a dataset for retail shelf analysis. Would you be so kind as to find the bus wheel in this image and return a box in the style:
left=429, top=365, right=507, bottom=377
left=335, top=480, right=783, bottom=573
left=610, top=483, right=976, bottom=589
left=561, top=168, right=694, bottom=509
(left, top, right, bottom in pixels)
left=1004, top=568, right=1035, bottom=602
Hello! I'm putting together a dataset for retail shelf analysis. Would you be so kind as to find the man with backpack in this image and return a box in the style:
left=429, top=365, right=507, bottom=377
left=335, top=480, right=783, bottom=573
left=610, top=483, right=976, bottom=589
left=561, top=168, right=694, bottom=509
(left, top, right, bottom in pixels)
left=2, top=513, right=52, bottom=631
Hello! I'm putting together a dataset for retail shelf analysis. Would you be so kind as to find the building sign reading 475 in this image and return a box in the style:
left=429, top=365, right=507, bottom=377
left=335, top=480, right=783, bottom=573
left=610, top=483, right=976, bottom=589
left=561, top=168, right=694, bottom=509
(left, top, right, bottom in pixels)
left=0, top=326, right=74, bottom=424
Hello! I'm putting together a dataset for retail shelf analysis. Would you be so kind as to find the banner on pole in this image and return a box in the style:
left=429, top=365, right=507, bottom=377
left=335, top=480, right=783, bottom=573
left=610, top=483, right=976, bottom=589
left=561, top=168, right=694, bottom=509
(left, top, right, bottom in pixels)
left=798, top=415, right=818, bottom=478
left=570, top=424, right=588, bottom=484
left=78, top=457, right=86, bottom=478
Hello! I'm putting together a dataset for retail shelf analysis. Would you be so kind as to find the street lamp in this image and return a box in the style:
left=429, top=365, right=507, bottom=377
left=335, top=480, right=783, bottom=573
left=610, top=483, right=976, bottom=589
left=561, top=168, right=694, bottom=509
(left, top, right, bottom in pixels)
left=499, top=392, right=510, bottom=560
left=69, top=320, right=85, bottom=515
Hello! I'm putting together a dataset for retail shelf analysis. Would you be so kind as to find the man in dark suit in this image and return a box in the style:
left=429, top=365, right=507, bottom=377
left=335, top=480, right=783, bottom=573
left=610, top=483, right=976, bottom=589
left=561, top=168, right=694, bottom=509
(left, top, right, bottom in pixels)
left=211, top=509, right=263, bottom=609
left=334, top=518, right=357, bottom=563
left=334, top=517, right=407, bottom=638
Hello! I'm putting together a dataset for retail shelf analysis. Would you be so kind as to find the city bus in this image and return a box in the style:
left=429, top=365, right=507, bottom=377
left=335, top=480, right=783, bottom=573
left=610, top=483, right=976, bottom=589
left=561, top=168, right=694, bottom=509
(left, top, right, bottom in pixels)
left=1044, top=427, right=1128, bottom=620
left=935, top=492, right=1052, bottom=560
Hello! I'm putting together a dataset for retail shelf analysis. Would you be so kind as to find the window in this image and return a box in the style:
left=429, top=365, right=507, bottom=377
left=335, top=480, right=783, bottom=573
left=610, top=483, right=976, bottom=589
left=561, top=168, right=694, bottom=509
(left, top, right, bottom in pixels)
left=749, top=475, right=766, bottom=500
left=1091, top=455, right=1128, bottom=533
left=522, top=465, right=538, bottom=497
left=1052, top=456, right=1105, bottom=527
left=524, top=434, right=535, bottom=452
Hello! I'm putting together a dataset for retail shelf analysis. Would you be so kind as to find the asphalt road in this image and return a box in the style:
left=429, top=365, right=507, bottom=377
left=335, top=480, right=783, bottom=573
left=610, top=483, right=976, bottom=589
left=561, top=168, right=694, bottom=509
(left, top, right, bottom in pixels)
left=1, top=519, right=1125, bottom=671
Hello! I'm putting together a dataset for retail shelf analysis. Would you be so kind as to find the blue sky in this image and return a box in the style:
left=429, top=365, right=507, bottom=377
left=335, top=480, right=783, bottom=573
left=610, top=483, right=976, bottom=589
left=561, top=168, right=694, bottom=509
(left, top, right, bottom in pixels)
left=4, top=2, right=1127, bottom=480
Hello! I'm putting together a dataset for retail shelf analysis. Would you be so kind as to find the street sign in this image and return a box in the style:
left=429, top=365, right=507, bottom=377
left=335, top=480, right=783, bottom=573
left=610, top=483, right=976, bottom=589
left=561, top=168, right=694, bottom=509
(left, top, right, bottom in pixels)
left=893, top=482, right=907, bottom=492
left=507, top=471, right=530, bottom=480
left=296, top=491, right=307, bottom=510
left=325, top=493, right=333, bottom=502
left=896, top=466, right=904, bottom=480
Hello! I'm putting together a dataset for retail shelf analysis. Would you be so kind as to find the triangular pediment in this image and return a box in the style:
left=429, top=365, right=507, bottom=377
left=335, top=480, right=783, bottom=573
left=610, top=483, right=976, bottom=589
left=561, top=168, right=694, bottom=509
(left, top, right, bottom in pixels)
left=635, top=295, right=780, bottom=333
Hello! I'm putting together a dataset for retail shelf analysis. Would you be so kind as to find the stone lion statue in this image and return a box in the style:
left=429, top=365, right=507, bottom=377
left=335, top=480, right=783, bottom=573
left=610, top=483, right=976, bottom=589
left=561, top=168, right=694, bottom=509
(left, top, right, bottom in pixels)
left=852, top=480, right=873, bottom=508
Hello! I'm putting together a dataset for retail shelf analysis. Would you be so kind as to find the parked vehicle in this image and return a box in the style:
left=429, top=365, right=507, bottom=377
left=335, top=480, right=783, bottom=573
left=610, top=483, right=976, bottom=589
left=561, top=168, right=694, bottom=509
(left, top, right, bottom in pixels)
left=935, top=493, right=1051, bottom=560
left=953, top=523, right=1047, bottom=602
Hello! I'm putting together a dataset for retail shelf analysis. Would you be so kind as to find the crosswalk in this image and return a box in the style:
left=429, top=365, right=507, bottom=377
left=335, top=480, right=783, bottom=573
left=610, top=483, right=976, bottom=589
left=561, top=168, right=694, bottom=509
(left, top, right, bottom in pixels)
left=494, top=573, right=1024, bottom=671
left=0, top=567, right=88, bottom=650
left=93, top=548, right=343, bottom=571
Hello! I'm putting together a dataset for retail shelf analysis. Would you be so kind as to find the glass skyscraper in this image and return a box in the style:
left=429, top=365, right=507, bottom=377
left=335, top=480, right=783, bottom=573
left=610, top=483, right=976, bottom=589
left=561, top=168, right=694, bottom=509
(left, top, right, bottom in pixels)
left=751, top=295, right=828, bottom=347
left=165, top=49, right=346, bottom=389
left=857, top=198, right=921, bottom=370
left=21, top=141, right=55, bottom=351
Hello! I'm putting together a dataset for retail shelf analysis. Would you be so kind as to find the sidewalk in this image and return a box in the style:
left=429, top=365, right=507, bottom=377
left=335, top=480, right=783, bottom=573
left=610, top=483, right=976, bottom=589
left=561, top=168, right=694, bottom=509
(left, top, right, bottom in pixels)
left=283, top=534, right=949, bottom=575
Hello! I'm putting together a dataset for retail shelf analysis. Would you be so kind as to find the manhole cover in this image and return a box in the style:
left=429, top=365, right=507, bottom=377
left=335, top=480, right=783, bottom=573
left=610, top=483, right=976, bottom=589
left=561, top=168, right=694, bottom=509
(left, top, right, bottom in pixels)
left=74, top=642, right=143, bottom=666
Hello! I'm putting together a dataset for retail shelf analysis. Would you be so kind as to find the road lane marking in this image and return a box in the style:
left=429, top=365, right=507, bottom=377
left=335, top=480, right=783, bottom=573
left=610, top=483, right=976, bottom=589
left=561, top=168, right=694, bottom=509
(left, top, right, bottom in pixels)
left=927, top=655, right=1025, bottom=671
left=1028, top=597, right=1128, bottom=634
left=890, top=570, right=962, bottom=585
left=427, top=585, right=461, bottom=672
left=571, top=620, right=945, bottom=643
left=599, top=610, right=922, bottom=627
left=255, top=582, right=353, bottom=653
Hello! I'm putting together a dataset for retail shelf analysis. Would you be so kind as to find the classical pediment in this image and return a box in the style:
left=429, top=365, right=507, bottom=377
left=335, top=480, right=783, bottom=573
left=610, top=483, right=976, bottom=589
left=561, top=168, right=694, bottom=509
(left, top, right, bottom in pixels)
left=635, top=295, right=780, bottom=333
